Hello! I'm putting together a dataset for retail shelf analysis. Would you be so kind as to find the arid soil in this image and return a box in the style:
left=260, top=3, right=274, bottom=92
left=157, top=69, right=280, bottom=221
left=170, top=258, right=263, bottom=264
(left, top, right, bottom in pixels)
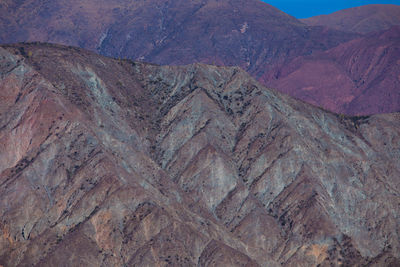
left=262, top=26, right=400, bottom=115
left=0, top=43, right=399, bottom=266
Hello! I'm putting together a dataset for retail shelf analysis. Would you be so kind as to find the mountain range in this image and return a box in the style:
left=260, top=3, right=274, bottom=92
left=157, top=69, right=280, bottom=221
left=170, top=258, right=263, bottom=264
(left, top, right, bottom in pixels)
left=1, top=42, right=399, bottom=267
left=1, top=0, right=399, bottom=115
left=1, top=1, right=400, bottom=266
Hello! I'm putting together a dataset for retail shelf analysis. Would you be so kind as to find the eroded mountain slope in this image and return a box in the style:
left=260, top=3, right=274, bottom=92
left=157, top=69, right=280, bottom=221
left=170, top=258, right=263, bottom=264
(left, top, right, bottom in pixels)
left=262, top=26, right=400, bottom=115
left=0, top=43, right=399, bottom=266
left=0, top=0, right=354, bottom=63
left=2, top=1, right=400, bottom=115
left=0, top=0, right=365, bottom=113
left=301, top=4, right=400, bottom=34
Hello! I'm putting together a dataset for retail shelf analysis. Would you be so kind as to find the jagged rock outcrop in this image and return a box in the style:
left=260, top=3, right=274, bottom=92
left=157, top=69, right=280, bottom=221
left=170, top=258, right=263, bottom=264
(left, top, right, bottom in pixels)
left=0, top=43, right=399, bottom=266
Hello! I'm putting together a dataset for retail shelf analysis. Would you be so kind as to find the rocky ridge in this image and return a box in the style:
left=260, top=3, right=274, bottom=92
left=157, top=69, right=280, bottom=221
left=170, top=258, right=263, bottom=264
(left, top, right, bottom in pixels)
left=0, top=43, right=400, bottom=266
left=2, top=1, right=399, bottom=115
left=0, top=0, right=369, bottom=112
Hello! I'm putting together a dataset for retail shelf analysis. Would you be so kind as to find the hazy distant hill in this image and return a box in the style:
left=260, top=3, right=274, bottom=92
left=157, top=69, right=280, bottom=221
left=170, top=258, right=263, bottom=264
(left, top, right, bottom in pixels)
left=262, top=26, right=400, bottom=115
left=301, top=4, right=400, bottom=34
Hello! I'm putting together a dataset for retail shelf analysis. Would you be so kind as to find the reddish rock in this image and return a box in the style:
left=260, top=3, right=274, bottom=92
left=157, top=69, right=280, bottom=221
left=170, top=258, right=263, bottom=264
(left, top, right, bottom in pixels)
left=0, top=0, right=361, bottom=109
left=262, top=26, right=400, bottom=115
left=1, top=1, right=399, bottom=115
left=0, top=43, right=399, bottom=266
left=0, top=0, right=354, bottom=63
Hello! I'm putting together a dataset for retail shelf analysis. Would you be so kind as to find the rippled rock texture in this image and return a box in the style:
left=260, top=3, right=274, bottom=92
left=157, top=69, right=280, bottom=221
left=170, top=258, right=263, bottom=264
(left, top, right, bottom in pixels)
left=0, top=43, right=399, bottom=266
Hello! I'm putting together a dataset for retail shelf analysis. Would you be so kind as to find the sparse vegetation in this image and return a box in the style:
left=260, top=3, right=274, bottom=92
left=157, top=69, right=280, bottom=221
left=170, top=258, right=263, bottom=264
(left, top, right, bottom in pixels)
left=336, top=113, right=370, bottom=130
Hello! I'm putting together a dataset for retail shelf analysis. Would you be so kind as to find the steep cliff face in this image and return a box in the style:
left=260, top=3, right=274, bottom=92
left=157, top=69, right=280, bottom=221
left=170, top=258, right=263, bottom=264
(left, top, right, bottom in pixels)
left=1, top=43, right=399, bottom=266
left=262, top=26, right=400, bottom=115
left=301, top=4, right=400, bottom=34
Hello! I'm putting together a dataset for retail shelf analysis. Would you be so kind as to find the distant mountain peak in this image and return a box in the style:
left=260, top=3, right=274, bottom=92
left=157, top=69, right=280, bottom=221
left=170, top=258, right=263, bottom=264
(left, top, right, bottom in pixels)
left=301, top=4, right=400, bottom=34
